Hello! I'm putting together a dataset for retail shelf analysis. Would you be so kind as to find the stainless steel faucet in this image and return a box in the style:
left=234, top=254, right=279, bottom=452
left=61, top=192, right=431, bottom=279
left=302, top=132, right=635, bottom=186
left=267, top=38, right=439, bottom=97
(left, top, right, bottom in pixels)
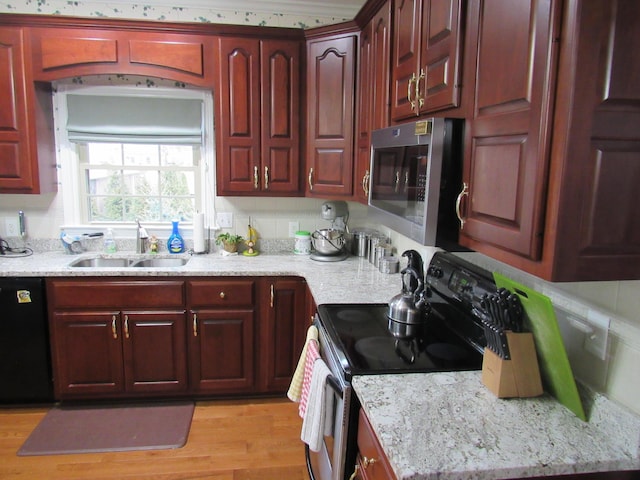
left=136, top=220, right=149, bottom=254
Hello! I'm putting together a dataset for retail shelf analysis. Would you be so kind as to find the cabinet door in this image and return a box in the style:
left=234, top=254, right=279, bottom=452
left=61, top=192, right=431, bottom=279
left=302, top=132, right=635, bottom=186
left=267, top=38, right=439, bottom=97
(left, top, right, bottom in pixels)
left=50, top=311, right=124, bottom=398
left=0, top=28, right=55, bottom=194
left=355, top=1, right=392, bottom=204
left=355, top=21, right=373, bottom=204
left=390, top=0, right=422, bottom=121
left=122, top=311, right=188, bottom=394
left=0, top=28, right=32, bottom=192
left=548, top=0, right=640, bottom=281
left=259, top=278, right=306, bottom=392
left=419, top=0, right=463, bottom=113
left=189, top=309, right=255, bottom=393
left=215, top=37, right=261, bottom=195
left=260, top=39, right=301, bottom=194
left=459, top=0, right=558, bottom=260
left=306, top=34, right=356, bottom=197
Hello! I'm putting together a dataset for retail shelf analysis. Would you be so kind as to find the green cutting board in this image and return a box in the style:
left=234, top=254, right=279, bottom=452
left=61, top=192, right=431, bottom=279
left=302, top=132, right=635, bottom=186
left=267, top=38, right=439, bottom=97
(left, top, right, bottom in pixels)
left=493, top=272, right=586, bottom=421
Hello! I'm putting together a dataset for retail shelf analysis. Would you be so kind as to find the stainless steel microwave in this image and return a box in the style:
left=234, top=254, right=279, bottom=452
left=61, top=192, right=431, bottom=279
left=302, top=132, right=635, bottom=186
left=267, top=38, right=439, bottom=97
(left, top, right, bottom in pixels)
left=368, top=118, right=464, bottom=247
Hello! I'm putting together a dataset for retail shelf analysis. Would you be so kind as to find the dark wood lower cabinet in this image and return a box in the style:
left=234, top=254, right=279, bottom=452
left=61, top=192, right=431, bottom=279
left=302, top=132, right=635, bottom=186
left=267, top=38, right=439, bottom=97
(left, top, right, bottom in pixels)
left=48, top=276, right=307, bottom=401
left=122, top=311, right=188, bottom=394
left=188, top=308, right=255, bottom=393
left=259, top=277, right=307, bottom=392
left=50, top=310, right=188, bottom=399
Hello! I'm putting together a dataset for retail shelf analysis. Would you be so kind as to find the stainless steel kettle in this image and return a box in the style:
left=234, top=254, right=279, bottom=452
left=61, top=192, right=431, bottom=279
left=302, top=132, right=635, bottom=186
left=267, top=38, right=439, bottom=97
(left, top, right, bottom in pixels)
left=387, top=266, right=429, bottom=324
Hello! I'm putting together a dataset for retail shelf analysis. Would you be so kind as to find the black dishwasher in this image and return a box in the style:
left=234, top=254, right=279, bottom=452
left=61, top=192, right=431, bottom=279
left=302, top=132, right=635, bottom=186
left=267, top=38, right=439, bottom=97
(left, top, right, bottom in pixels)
left=0, top=277, right=54, bottom=404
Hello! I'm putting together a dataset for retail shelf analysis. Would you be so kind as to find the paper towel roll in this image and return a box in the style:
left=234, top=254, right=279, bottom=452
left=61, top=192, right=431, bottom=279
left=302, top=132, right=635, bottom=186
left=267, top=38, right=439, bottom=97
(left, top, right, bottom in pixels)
left=194, top=212, right=206, bottom=253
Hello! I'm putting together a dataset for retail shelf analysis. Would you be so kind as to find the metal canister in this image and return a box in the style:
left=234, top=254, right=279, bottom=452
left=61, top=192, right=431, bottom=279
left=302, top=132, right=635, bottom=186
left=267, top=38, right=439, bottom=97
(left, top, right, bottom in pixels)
left=368, top=234, right=389, bottom=264
left=351, top=229, right=370, bottom=257
left=374, top=243, right=393, bottom=268
left=378, top=255, right=399, bottom=274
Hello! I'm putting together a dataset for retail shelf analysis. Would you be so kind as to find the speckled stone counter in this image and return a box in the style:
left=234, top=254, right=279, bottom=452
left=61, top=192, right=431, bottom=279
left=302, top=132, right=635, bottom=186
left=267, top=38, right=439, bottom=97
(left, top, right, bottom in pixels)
left=353, top=372, right=640, bottom=480
left=0, top=251, right=400, bottom=305
left=3, top=251, right=639, bottom=478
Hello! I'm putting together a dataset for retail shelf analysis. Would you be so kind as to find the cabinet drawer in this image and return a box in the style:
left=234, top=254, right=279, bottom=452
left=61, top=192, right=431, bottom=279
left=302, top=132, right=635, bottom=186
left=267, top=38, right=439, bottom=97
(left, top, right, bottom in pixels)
left=357, top=409, right=396, bottom=480
left=188, top=279, right=255, bottom=308
left=48, top=279, right=185, bottom=309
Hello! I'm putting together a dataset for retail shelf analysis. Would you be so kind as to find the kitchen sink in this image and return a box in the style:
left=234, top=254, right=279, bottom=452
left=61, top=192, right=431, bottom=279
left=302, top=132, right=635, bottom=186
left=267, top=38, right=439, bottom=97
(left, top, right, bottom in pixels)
left=68, top=256, right=190, bottom=268
left=69, top=257, right=134, bottom=268
left=131, top=258, right=190, bottom=268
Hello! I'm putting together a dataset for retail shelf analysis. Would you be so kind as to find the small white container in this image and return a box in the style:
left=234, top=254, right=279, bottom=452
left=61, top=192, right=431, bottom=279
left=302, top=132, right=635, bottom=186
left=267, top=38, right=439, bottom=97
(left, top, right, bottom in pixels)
left=294, top=231, right=311, bottom=255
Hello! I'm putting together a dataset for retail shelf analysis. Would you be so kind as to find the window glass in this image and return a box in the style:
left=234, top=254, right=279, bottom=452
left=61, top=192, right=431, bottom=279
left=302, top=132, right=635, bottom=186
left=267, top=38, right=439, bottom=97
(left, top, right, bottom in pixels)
left=80, top=142, right=199, bottom=223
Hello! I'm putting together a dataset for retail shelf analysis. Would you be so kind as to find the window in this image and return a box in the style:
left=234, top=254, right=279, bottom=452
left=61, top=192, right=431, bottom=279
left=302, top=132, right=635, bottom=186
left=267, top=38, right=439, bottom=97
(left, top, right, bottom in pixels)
left=79, top=142, right=199, bottom=223
left=54, top=84, right=213, bottom=227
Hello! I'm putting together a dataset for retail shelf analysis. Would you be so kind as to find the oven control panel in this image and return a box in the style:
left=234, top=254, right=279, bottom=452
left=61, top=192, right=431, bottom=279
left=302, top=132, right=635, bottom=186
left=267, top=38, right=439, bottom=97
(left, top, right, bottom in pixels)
left=426, top=252, right=496, bottom=310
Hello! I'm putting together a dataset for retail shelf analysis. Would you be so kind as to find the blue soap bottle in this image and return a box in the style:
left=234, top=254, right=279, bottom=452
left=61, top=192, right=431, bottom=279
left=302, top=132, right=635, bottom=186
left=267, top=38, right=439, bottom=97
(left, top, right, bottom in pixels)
left=167, top=220, right=185, bottom=253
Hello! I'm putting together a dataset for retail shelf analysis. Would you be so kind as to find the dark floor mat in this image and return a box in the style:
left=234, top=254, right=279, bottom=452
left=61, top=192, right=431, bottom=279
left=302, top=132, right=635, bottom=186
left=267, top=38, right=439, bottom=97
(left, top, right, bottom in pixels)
left=17, top=401, right=194, bottom=456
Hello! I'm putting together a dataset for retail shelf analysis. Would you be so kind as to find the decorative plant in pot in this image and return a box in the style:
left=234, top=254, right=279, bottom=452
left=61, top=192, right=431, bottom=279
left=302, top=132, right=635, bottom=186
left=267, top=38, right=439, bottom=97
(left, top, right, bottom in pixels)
left=215, top=233, right=244, bottom=253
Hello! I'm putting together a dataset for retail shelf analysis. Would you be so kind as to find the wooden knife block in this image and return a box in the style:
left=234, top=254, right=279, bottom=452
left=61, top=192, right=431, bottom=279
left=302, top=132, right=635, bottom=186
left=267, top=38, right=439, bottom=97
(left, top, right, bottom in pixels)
left=481, top=331, right=543, bottom=398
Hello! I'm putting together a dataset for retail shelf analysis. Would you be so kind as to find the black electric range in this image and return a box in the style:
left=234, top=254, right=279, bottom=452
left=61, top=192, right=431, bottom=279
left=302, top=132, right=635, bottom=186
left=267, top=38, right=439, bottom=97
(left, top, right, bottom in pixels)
left=315, top=252, right=497, bottom=381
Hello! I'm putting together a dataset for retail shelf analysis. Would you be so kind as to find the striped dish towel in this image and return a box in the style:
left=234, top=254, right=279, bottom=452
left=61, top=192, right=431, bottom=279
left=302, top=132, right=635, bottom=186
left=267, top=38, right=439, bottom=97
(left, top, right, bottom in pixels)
left=298, top=338, right=319, bottom=418
left=287, top=325, right=319, bottom=402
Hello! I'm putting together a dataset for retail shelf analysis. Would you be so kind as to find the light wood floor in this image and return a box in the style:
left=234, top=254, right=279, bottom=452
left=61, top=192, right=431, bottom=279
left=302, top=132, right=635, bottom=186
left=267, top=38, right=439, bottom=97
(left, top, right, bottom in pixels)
left=0, top=397, right=309, bottom=480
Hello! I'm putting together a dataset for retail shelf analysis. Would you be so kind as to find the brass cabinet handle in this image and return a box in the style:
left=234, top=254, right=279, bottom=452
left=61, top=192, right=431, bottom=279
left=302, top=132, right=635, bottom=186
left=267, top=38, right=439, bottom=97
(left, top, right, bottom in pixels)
left=408, top=72, right=417, bottom=109
left=456, top=181, right=469, bottom=229
left=111, top=315, right=118, bottom=339
left=253, top=165, right=259, bottom=189
left=192, top=313, right=198, bottom=337
left=415, top=68, right=425, bottom=112
left=270, top=284, right=274, bottom=308
left=219, top=291, right=226, bottom=299
left=348, top=465, right=359, bottom=480
left=124, top=315, right=130, bottom=339
left=362, top=170, right=370, bottom=197
left=362, top=456, right=377, bottom=468
left=308, top=168, right=314, bottom=191
left=264, top=166, right=269, bottom=190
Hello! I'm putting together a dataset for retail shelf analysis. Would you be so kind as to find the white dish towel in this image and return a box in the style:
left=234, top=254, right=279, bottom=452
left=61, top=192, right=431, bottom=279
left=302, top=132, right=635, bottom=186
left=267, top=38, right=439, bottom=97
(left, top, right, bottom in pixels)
left=300, top=358, right=335, bottom=452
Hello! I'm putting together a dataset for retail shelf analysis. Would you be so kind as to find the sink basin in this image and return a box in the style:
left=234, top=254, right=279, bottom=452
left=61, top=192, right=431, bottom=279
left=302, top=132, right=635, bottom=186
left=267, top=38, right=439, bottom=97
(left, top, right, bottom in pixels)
left=69, top=257, right=133, bottom=268
left=68, top=255, right=190, bottom=268
left=131, top=258, right=190, bottom=268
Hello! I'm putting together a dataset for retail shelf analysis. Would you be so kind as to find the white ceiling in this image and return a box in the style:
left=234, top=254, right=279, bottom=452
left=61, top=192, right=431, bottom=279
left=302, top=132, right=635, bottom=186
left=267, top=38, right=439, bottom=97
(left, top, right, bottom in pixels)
left=107, top=0, right=368, bottom=21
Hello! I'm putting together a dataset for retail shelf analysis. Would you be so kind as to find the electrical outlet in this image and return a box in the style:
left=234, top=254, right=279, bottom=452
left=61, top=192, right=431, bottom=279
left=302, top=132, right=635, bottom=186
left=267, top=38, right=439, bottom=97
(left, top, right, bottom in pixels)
left=5, top=217, right=19, bottom=237
left=288, top=221, right=300, bottom=237
left=216, top=212, right=233, bottom=228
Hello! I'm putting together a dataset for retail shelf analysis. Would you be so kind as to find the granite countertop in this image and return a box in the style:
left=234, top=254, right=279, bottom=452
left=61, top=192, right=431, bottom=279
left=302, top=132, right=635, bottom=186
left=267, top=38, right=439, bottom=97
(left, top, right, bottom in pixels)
left=0, top=250, right=400, bottom=305
left=353, top=372, right=640, bottom=480
left=3, top=250, right=640, bottom=479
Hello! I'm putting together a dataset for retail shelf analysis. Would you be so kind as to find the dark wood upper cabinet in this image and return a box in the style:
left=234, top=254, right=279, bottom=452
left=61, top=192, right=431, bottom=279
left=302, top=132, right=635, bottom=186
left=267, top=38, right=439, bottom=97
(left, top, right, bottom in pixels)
left=355, top=1, right=392, bottom=203
left=459, top=0, right=640, bottom=281
left=543, top=0, right=640, bottom=281
left=390, top=0, right=464, bottom=121
left=0, top=27, right=55, bottom=194
left=215, top=37, right=301, bottom=196
left=459, top=0, right=558, bottom=261
left=305, top=32, right=357, bottom=198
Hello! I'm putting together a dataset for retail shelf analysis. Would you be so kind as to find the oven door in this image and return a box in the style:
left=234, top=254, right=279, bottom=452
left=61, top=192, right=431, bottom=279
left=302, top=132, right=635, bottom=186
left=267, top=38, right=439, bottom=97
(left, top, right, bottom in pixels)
left=307, top=315, right=357, bottom=480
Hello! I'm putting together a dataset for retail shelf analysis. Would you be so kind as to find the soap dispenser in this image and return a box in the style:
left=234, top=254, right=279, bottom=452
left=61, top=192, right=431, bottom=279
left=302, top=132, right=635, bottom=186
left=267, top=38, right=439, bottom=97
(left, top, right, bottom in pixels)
left=167, top=220, right=185, bottom=253
left=104, top=228, right=117, bottom=253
